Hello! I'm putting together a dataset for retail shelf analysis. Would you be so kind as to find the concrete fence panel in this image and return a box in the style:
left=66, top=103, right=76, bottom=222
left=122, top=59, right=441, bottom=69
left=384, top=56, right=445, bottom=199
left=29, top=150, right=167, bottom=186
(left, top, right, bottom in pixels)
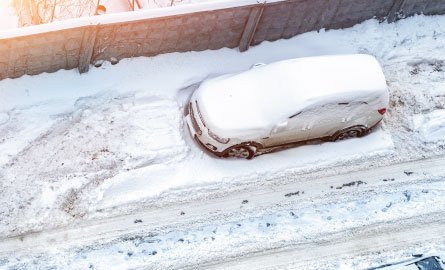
left=402, top=0, right=445, bottom=17
left=91, top=5, right=254, bottom=66
left=1, top=27, right=85, bottom=78
left=0, top=0, right=445, bottom=81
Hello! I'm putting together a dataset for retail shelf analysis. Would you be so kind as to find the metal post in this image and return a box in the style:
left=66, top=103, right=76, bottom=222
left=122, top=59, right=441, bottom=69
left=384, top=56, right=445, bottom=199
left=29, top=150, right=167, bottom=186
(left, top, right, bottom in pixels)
left=239, top=4, right=265, bottom=52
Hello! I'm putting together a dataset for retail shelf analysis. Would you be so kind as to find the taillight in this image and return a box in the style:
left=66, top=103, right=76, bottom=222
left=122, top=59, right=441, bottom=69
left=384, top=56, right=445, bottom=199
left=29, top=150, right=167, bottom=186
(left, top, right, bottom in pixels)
left=378, top=108, right=386, bottom=115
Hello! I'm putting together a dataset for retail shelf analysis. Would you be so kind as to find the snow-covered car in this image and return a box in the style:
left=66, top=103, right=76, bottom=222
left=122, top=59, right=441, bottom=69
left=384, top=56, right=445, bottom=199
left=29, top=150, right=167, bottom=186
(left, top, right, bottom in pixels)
left=366, top=255, right=445, bottom=270
left=185, top=54, right=389, bottom=159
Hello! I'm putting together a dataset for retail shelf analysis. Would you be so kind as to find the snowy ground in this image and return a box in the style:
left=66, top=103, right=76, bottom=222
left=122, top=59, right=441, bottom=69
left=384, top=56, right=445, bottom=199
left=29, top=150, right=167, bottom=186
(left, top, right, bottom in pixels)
left=0, top=14, right=445, bottom=269
left=1, top=156, right=445, bottom=269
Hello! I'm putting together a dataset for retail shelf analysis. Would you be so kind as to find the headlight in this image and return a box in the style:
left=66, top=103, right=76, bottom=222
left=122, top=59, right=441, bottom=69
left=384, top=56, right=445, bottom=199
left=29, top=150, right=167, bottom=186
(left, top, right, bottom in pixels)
left=208, top=130, right=230, bottom=144
left=195, top=101, right=207, bottom=127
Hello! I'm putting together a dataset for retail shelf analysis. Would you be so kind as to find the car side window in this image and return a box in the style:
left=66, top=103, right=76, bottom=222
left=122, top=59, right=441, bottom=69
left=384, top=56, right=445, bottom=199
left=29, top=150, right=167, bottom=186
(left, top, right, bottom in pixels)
left=415, top=257, right=443, bottom=270
left=287, top=102, right=354, bottom=130
left=289, top=111, right=302, bottom=119
left=286, top=105, right=322, bottom=131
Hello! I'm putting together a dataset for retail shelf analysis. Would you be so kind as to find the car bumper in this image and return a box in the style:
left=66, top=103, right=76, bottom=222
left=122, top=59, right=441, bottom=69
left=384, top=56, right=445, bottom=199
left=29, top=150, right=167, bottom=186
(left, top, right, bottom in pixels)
left=185, top=114, right=225, bottom=157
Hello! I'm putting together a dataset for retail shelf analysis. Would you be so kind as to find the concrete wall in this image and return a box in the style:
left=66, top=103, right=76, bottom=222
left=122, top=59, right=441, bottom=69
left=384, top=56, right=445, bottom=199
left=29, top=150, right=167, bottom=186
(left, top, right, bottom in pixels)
left=1, top=0, right=445, bottom=81
left=91, top=5, right=253, bottom=64
left=0, top=27, right=84, bottom=78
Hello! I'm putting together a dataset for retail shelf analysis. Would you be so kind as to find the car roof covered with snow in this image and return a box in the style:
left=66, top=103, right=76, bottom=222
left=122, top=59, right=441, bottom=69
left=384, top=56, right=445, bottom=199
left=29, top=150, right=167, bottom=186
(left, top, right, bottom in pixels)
left=194, top=54, right=388, bottom=138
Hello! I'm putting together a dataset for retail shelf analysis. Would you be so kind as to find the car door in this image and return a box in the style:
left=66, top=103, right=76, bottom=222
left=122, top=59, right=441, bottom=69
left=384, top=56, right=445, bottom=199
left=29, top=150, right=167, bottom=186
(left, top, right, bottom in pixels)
left=307, top=103, right=342, bottom=139
left=305, top=101, right=371, bottom=140
left=262, top=109, right=312, bottom=148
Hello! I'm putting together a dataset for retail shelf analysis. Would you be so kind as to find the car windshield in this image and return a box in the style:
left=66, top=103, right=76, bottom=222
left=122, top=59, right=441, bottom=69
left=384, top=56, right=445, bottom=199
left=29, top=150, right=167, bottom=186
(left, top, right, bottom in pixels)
left=415, top=257, right=443, bottom=270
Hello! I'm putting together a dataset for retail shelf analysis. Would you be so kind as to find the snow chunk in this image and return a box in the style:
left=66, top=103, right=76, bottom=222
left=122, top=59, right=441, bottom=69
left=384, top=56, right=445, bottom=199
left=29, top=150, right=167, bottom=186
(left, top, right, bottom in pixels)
left=413, top=110, right=445, bottom=142
left=0, top=113, right=8, bottom=125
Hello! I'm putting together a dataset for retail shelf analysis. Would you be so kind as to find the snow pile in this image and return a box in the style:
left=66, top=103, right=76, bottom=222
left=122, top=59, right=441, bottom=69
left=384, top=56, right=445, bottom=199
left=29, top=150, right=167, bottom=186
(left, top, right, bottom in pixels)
left=0, top=0, right=18, bottom=30
left=98, top=129, right=392, bottom=209
left=413, top=110, right=445, bottom=142
left=408, top=58, right=445, bottom=143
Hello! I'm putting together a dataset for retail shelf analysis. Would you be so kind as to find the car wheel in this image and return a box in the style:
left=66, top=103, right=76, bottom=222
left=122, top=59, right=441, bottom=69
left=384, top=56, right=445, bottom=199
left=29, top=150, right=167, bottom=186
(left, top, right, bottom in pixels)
left=225, top=145, right=255, bottom=159
left=333, top=127, right=366, bottom=141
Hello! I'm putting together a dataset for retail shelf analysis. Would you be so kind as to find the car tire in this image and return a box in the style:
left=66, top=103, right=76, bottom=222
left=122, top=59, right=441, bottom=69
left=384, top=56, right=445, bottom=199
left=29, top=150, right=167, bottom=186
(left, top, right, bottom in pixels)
left=224, top=145, right=255, bottom=159
left=332, top=126, right=366, bottom=141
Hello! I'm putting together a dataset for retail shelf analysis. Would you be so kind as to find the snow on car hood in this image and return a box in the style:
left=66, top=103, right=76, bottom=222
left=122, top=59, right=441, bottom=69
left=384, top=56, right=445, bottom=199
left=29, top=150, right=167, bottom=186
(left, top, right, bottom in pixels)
left=194, top=54, right=388, bottom=138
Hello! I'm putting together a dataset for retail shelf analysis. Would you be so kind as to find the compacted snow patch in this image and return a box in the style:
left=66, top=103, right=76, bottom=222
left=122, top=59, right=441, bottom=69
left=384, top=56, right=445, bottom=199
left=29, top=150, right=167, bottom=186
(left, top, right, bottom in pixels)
left=98, top=127, right=393, bottom=209
left=413, top=110, right=445, bottom=142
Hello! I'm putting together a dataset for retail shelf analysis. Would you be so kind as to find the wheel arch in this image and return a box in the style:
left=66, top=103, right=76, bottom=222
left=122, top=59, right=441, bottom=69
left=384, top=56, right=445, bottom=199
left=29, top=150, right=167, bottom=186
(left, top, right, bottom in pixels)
left=331, top=125, right=368, bottom=141
left=221, top=141, right=263, bottom=159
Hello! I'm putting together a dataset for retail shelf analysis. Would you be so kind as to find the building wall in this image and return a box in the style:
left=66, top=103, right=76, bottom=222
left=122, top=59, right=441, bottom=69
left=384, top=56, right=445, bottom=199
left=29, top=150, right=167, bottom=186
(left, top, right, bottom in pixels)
left=1, top=0, right=444, bottom=80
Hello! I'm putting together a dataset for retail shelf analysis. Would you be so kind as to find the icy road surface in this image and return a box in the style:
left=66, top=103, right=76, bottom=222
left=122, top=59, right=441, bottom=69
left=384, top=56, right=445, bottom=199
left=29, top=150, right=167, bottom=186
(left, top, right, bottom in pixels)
left=1, top=156, right=445, bottom=269
left=0, top=14, right=445, bottom=269
left=207, top=215, right=445, bottom=270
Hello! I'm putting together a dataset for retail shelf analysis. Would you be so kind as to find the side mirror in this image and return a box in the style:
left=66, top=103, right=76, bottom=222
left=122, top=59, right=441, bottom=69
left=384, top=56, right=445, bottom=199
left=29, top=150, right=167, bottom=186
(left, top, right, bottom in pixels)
left=272, top=121, right=288, bottom=134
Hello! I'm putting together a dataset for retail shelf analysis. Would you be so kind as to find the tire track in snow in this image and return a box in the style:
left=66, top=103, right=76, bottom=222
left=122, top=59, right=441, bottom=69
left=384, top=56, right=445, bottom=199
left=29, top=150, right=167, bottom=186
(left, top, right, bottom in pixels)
left=202, top=213, right=445, bottom=270
left=0, top=155, right=444, bottom=257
